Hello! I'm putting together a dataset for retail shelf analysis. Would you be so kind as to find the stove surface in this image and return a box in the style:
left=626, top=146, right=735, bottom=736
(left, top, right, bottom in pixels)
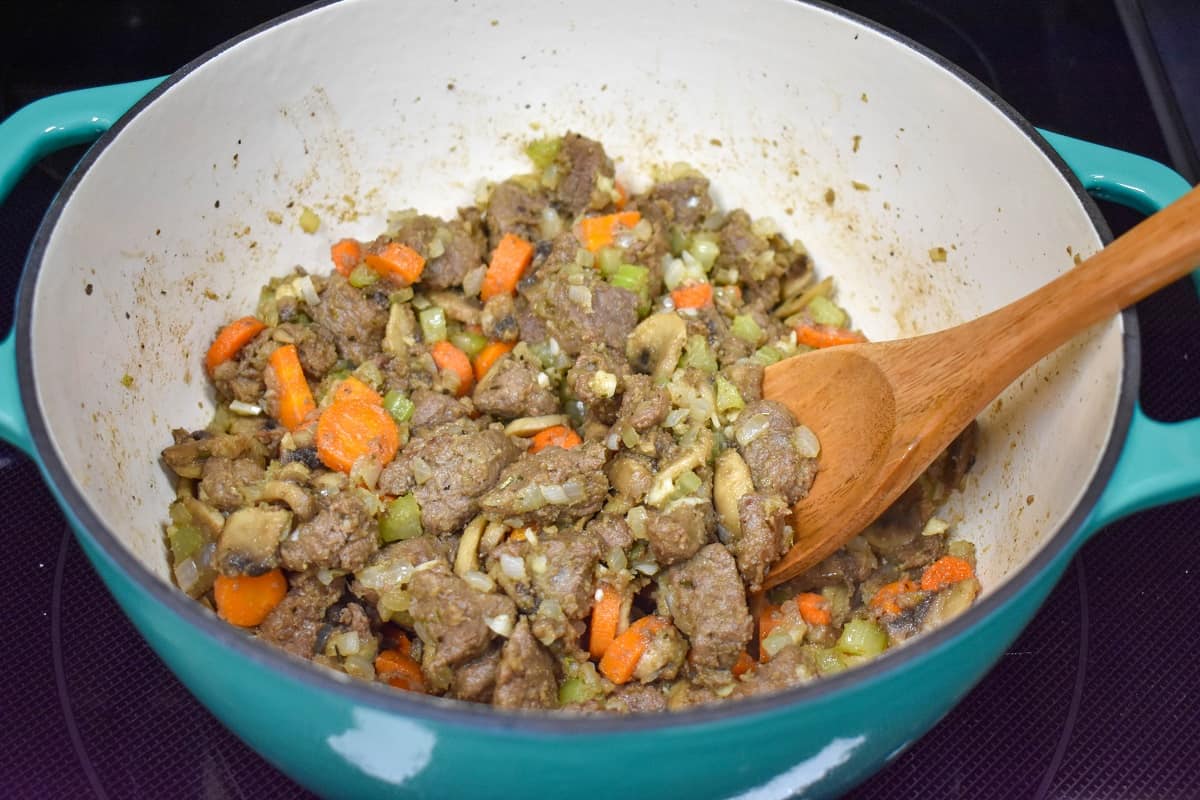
left=2, top=2, right=1198, bottom=798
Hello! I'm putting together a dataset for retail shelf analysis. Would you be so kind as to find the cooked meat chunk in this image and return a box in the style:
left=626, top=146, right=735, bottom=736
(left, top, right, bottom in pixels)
left=279, top=491, right=378, bottom=572
left=722, top=361, right=764, bottom=403
left=527, top=272, right=640, bottom=356
left=565, top=345, right=627, bottom=419
left=479, top=441, right=609, bottom=526
left=409, top=387, right=470, bottom=429
left=530, top=528, right=602, bottom=619
left=644, top=175, right=713, bottom=229
left=408, top=563, right=517, bottom=692
left=733, top=644, right=813, bottom=699
left=645, top=502, right=714, bottom=566
left=485, top=180, right=547, bottom=248
left=311, top=274, right=388, bottom=364
left=257, top=574, right=344, bottom=659
left=493, top=618, right=558, bottom=709
left=610, top=684, right=669, bottom=714
left=472, top=354, right=559, bottom=419
left=657, top=544, right=753, bottom=670
left=379, top=421, right=520, bottom=535
left=863, top=483, right=947, bottom=569
left=450, top=644, right=502, bottom=703
left=552, top=132, right=614, bottom=215
left=586, top=513, right=633, bottom=552
left=281, top=322, right=339, bottom=380
left=614, top=374, right=670, bottom=433
left=199, top=456, right=264, bottom=511
left=731, top=492, right=790, bottom=591
left=481, top=293, right=520, bottom=342
left=733, top=400, right=817, bottom=504
left=350, top=536, right=448, bottom=607
left=716, top=209, right=770, bottom=276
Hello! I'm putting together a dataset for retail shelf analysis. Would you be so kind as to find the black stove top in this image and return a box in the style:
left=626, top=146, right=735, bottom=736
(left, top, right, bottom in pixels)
left=2, top=2, right=1198, bottom=798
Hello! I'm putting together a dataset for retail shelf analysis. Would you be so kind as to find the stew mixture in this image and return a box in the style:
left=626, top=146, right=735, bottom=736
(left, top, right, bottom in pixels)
left=161, top=133, right=980, bottom=712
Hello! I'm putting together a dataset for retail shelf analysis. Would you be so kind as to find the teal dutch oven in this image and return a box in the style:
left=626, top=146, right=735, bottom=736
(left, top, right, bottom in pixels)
left=1, top=1, right=1198, bottom=797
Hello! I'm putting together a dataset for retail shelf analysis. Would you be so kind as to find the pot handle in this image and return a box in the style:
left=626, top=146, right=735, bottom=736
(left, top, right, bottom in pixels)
left=0, top=78, right=162, bottom=457
left=1040, top=130, right=1200, bottom=533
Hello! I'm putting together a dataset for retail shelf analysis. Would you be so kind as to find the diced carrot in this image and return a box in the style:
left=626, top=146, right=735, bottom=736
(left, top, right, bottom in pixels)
left=509, top=527, right=528, bottom=543
left=732, top=650, right=756, bottom=678
left=796, top=592, right=832, bottom=626
left=330, top=238, right=363, bottom=277
left=598, top=615, right=667, bottom=685
left=480, top=233, right=535, bottom=301
left=528, top=425, right=582, bottom=454
left=331, top=375, right=382, bottom=406
left=758, top=603, right=785, bottom=663
left=920, top=556, right=975, bottom=592
left=794, top=323, right=866, bottom=349
left=578, top=211, right=641, bottom=252
left=670, top=282, right=713, bottom=310
left=430, top=340, right=475, bottom=397
left=315, top=399, right=400, bottom=474
left=375, top=648, right=425, bottom=693
left=365, top=241, right=426, bottom=286
left=473, top=340, right=515, bottom=382
left=614, top=181, right=629, bottom=210
left=213, top=569, right=288, bottom=628
left=205, top=316, right=266, bottom=375
left=589, top=583, right=623, bottom=659
left=268, top=344, right=317, bottom=431
left=869, top=579, right=920, bottom=616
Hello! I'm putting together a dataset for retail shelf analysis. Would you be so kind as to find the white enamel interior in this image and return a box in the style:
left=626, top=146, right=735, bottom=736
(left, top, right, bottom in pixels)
left=29, top=0, right=1119, bottom=593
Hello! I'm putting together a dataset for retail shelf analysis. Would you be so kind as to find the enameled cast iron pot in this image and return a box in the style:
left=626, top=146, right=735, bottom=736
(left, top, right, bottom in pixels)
left=2, top=1, right=1198, bottom=797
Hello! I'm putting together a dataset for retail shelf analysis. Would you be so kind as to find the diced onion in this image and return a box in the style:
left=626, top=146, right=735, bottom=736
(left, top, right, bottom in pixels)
left=762, top=629, right=795, bottom=658
left=540, top=207, right=564, bottom=240
left=540, top=484, right=569, bottom=505
left=410, top=457, right=433, bottom=485
left=664, top=408, right=689, bottom=428
left=562, top=480, right=585, bottom=502
left=462, top=265, right=486, bottom=298
left=463, top=570, right=496, bottom=593
left=632, top=560, right=660, bottom=576
left=529, top=554, right=548, bottom=575
left=736, top=413, right=772, bottom=446
left=294, top=275, right=321, bottom=307
left=349, top=456, right=382, bottom=491
left=500, top=554, right=528, bottom=581
left=514, top=483, right=547, bottom=512
left=228, top=400, right=263, bottom=417
left=568, top=284, right=593, bottom=309
left=589, top=370, right=618, bottom=399
left=343, top=653, right=375, bottom=680
left=328, top=630, right=361, bottom=657
left=173, top=557, right=199, bottom=593
left=605, top=432, right=620, bottom=451
left=485, top=614, right=515, bottom=638
left=792, top=425, right=821, bottom=458
left=922, top=517, right=950, bottom=537
left=632, top=219, right=653, bottom=241
left=626, top=506, right=648, bottom=538
left=606, top=547, right=628, bottom=572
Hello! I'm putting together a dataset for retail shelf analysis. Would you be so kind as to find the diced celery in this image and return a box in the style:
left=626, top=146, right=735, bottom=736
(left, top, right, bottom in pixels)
left=753, top=346, right=784, bottom=366
left=836, top=618, right=888, bottom=658
left=256, top=287, right=280, bottom=327
left=687, top=232, right=720, bottom=271
left=821, top=584, right=850, bottom=624
left=525, top=136, right=562, bottom=171
left=383, top=390, right=415, bottom=424
left=418, top=306, right=447, bottom=343
left=731, top=314, right=765, bottom=344
left=450, top=328, right=488, bottom=358
left=167, top=524, right=204, bottom=564
left=715, top=376, right=745, bottom=413
left=557, top=677, right=590, bottom=706
left=675, top=469, right=702, bottom=497
left=379, top=494, right=422, bottom=542
left=609, top=263, right=648, bottom=293
left=681, top=334, right=718, bottom=374
left=807, top=295, right=848, bottom=328
left=668, top=226, right=687, bottom=256
left=349, top=263, right=379, bottom=288
left=807, top=646, right=847, bottom=676
left=597, top=247, right=624, bottom=277
left=352, top=360, right=385, bottom=391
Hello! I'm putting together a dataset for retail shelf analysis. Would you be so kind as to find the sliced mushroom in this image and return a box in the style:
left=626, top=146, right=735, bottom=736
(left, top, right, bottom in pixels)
left=180, top=494, right=225, bottom=538
left=259, top=480, right=316, bottom=520
left=455, top=515, right=488, bottom=577
left=626, top=312, right=687, bottom=384
left=383, top=302, right=418, bottom=355
left=504, top=414, right=570, bottom=438
left=162, top=431, right=258, bottom=478
left=714, top=450, right=755, bottom=537
left=428, top=290, right=482, bottom=325
left=607, top=452, right=654, bottom=504
left=216, top=506, right=293, bottom=576
left=774, top=274, right=832, bottom=320
left=645, top=429, right=713, bottom=508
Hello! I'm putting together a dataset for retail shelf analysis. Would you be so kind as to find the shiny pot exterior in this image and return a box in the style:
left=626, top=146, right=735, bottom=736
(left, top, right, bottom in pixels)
left=2, top=0, right=1198, bottom=797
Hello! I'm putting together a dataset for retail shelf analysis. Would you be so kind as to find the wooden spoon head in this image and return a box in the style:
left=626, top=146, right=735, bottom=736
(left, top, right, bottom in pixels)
left=761, top=345, right=898, bottom=588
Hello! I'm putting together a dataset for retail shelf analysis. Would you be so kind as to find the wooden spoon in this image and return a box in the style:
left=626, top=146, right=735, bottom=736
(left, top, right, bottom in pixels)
left=761, top=183, right=1200, bottom=590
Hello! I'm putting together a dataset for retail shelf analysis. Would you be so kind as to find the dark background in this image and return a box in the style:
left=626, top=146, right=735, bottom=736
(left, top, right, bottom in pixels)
left=1, top=2, right=1198, bottom=798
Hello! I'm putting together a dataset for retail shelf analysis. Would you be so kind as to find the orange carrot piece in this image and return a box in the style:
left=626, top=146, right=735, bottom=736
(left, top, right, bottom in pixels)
left=205, top=316, right=266, bottom=375
left=794, top=323, right=866, bottom=349
left=213, top=569, right=288, bottom=628
left=920, top=556, right=975, bottom=592
left=331, top=375, right=382, bottom=406
left=430, top=340, right=475, bottom=397
left=598, top=615, right=667, bottom=685
left=758, top=603, right=786, bottom=663
left=732, top=650, right=756, bottom=678
left=578, top=211, right=641, bottom=252
left=670, top=282, right=713, bottom=310
left=375, top=648, right=425, bottom=692
left=509, top=527, right=528, bottom=543
left=315, top=399, right=400, bottom=474
left=268, top=344, right=317, bottom=431
left=473, top=340, right=515, bottom=382
left=614, top=181, right=629, bottom=210
left=365, top=241, right=426, bottom=286
left=589, top=583, right=623, bottom=659
left=330, top=238, right=363, bottom=277
left=528, top=425, right=582, bottom=454
left=796, top=592, right=832, bottom=626
left=480, top=233, right=535, bottom=301
left=869, top=579, right=920, bottom=616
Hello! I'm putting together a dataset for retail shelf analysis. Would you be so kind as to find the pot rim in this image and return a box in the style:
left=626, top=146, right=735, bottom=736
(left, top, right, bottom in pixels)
left=15, top=0, right=1134, bottom=735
